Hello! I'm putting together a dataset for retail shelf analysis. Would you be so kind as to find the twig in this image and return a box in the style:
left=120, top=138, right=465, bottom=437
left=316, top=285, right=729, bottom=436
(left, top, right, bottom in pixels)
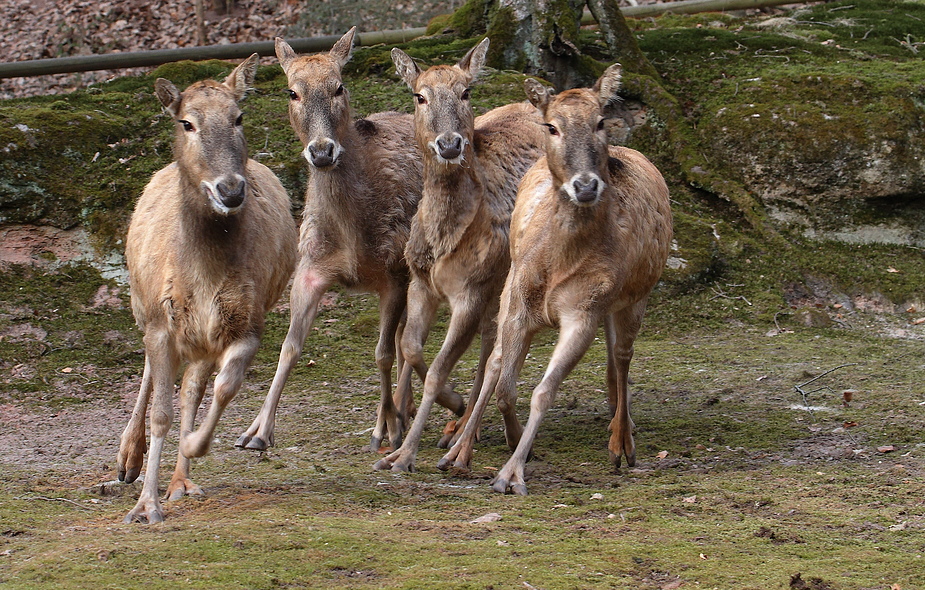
left=15, top=494, right=95, bottom=511
left=794, top=363, right=858, bottom=419
left=710, top=286, right=752, bottom=306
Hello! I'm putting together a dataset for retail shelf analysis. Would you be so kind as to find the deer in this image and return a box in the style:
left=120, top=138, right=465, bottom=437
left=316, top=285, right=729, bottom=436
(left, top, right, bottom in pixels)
left=234, top=28, right=465, bottom=454
left=117, top=53, right=298, bottom=523
left=437, top=64, right=673, bottom=495
left=374, top=38, right=546, bottom=473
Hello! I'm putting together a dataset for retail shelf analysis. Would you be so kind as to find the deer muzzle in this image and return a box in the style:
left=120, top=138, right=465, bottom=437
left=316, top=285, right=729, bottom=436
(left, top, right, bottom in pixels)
left=567, top=173, right=604, bottom=206
left=202, top=173, right=247, bottom=214
left=304, top=138, right=343, bottom=168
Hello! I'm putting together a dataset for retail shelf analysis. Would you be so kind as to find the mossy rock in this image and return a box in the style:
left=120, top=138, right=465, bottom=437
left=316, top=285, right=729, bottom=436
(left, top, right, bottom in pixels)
left=634, top=0, right=925, bottom=245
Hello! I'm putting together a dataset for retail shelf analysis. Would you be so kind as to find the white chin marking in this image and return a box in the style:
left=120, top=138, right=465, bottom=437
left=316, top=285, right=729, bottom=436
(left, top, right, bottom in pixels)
left=202, top=182, right=241, bottom=215
left=427, top=140, right=466, bottom=166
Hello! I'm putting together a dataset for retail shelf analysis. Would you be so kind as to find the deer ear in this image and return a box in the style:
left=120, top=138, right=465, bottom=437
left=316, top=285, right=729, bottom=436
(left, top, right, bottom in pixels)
left=275, top=37, right=298, bottom=74
left=225, top=53, right=258, bottom=101
left=330, top=27, right=356, bottom=68
left=594, top=63, right=623, bottom=113
left=391, top=47, right=421, bottom=89
left=457, top=37, right=489, bottom=80
left=524, top=78, right=551, bottom=114
left=155, top=78, right=181, bottom=116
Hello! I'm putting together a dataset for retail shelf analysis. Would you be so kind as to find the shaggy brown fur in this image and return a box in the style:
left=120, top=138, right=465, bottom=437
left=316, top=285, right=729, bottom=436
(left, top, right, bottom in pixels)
left=374, top=38, right=546, bottom=473
left=118, top=54, right=297, bottom=522
left=235, top=28, right=463, bottom=453
left=439, top=64, right=673, bottom=495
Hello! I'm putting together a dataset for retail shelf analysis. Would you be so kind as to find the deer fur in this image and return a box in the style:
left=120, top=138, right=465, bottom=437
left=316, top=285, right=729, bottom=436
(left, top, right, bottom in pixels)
left=439, top=64, right=673, bottom=495
left=117, top=53, right=298, bottom=522
left=374, top=38, right=546, bottom=473
left=234, top=28, right=464, bottom=453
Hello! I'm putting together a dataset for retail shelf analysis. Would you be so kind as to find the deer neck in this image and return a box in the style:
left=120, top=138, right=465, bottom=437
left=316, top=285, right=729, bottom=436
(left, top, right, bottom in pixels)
left=177, top=173, right=245, bottom=278
left=419, top=153, right=481, bottom=256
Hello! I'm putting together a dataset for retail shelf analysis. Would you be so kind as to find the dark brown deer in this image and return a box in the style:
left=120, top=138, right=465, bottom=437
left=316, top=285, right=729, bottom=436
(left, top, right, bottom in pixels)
left=374, top=39, right=546, bottom=473
left=438, top=64, right=673, bottom=495
left=118, top=54, right=298, bottom=523
left=235, top=28, right=464, bottom=453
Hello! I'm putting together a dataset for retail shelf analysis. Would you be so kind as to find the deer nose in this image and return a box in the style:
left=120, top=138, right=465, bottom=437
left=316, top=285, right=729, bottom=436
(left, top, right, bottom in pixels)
left=216, top=175, right=246, bottom=209
left=306, top=140, right=338, bottom=168
left=571, top=175, right=602, bottom=205
left=435, top=133, right=464, bottom=161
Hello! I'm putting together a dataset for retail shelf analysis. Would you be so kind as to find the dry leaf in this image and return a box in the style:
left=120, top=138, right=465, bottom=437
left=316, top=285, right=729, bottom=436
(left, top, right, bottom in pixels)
left=887, top=267, right=901, bottom=273
left=682, top=495, right=697, bottom=503
left=912, top=317, right=925, bottom=326
left=843, top=421, right=859, bottom=428
left=878, top=445, right=896, bottom=453
left=591, top=493, right=604, bottom=500
left=661, top=580, right=684, bottom=590
left=470, top=512, right=502, bottom=524
left=61, top=367, right=73, bottom=373
left=656, top=450, right=669, bottom=460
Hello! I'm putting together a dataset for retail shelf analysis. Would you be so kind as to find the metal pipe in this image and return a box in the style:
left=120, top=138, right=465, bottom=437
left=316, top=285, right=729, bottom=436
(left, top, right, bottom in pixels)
left=0, top=0, right=811, bottom=80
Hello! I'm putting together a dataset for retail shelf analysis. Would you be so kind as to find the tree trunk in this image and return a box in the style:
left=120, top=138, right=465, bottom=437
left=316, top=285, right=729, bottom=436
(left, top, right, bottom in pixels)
left=447, top=0, right=655, bottom=89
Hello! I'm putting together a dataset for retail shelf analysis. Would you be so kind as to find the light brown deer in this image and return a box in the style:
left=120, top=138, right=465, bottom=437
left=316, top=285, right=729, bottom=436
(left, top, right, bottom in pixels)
left=438, top=64, right=673, bottom=495
left=374, top=38, right=546, bottom=473
left=234, top=28, right=464, bottom=453
left=117, top=53, right=298, bottom=523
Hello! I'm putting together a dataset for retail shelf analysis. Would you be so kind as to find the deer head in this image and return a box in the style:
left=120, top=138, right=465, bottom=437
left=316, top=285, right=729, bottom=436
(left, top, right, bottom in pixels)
left=155, top=53, right=258, bottom=215
left=524, top=63, right=623, bottom=207
left=391, top=38, right=489, bottom=165
left=276, top=28, right=356, bottom=169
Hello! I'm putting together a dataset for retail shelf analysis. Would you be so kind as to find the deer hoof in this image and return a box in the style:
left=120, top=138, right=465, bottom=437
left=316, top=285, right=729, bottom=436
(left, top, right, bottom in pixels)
left=234, top=434, right=252, bottom=448
left=243, top=437, right=269, bottom=451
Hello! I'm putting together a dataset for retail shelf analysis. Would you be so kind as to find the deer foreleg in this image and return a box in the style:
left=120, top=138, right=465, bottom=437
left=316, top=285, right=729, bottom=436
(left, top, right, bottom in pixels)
left=181, top=337, right=259, bottom=459
left=236, top=265, right=331, bottom=450
left=375, top=289, right=482, bottom=473
left=492, top=314, right=597, bottom=495
left=124, top=330, right=178, bottom=524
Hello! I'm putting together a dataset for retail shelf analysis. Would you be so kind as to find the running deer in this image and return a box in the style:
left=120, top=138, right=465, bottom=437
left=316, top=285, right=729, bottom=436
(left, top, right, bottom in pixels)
left=439, top=64, right=673, bottom=495
left=234, top=28, right=464, bottom=453
left=374, top=38, right=546, bottom=473
left=118, top=54, right=298, bottom=523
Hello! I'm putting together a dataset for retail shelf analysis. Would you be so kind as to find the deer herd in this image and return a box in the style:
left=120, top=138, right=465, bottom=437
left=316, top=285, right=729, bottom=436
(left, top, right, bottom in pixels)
left=116, top=27, right=673, bottom=523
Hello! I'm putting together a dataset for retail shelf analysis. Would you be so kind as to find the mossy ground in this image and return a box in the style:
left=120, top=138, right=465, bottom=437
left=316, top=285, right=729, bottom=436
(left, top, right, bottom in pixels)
left=3, top=1, right=925, bottom=588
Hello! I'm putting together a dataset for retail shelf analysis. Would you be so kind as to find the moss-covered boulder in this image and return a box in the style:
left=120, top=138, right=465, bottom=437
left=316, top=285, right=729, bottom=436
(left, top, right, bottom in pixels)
left=632, top=0, right=925, bottom=245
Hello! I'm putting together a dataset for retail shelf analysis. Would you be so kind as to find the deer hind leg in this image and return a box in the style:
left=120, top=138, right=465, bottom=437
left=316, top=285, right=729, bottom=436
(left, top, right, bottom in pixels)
left=124, top=330, right=179, bottom=524
left=167, top=360, right=215, bottom=501
left=181, top=336, right=259, bottom=459
left=371, top=281, right=409, bottom=452
left=118, top=356, right=154, bottom=484
left=606, top=301, right=647, bottom=469
left=438, top=303, right=499, bottom=449
left=375, top=288, right=483, bottom=473
left=237, top=266, right=331, bottom=450
left=492, top=314, right=597, bottom=496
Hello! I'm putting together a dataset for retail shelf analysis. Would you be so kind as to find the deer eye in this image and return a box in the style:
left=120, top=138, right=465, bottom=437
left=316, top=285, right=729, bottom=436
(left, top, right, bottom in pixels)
left=179, top=120, right=195, bottom=132
left=414, top=93, right=427, bottom=105
left=544, top=123, right=559, bottom=136
left=461, top=88, right=471, bottom=100
left=235, top=113, right=244, bottom=126
left=597, top=118, right=606, bottom=131
left=286, top=89, right=299, bottom=101
left=334, top=84, right=345, bottom=97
